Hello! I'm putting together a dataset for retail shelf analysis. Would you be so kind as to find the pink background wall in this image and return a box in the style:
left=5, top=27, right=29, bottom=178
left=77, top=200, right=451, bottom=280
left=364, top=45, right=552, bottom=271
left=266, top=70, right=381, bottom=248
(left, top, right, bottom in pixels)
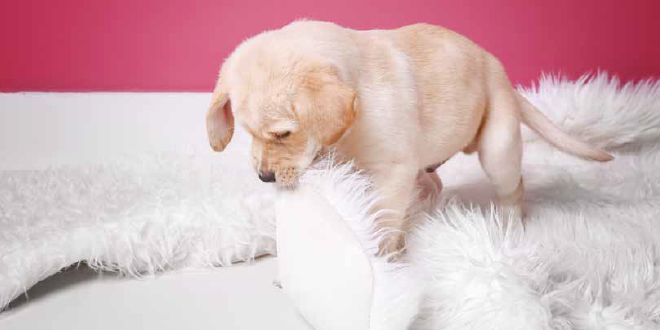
left=2, top=0, right=659, bottom=92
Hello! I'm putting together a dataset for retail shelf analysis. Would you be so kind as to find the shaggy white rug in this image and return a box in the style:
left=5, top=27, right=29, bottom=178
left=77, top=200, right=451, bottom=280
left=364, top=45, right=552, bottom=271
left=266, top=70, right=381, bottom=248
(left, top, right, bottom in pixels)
left=1, top=73, right=660, bottom=329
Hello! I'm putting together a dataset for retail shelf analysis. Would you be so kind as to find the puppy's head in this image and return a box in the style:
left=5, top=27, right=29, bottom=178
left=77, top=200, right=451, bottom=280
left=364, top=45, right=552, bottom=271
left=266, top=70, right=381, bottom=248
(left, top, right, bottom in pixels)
left=206, top=55, right=356, bottom=189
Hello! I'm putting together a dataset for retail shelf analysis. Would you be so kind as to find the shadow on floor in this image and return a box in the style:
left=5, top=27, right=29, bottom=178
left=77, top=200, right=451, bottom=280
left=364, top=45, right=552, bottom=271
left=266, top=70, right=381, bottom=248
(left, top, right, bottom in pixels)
left=4, top=264, right=114, bottom=314
left=2, top=257, right=266, bottom=317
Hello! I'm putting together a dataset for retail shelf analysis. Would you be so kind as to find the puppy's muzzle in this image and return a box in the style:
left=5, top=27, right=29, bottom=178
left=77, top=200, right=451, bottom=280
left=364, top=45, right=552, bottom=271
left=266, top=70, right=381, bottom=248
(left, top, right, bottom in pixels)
left=258, top=171, right=276, bottom=183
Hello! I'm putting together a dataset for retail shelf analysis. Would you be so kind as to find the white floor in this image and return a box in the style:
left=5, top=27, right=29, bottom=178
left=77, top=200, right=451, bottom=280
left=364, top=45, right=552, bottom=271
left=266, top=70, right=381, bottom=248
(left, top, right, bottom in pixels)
left=0, top=93, right=313, bottom=329
left=1, top=259, right=312, bottom=330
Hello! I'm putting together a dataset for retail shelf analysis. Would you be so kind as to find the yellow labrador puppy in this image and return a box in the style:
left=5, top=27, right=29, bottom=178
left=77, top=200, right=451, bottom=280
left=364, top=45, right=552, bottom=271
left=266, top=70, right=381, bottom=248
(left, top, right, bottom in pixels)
left=206, top=20, right=613, bottom=253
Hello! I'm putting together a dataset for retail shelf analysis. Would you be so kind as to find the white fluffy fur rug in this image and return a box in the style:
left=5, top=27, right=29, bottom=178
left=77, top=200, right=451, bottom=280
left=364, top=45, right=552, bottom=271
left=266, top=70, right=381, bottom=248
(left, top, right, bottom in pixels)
left=2, top=73, right=660, bottom=329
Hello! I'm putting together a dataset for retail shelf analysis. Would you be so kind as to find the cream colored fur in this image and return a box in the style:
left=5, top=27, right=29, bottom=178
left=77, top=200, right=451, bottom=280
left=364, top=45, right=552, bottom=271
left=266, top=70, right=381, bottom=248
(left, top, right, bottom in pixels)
left=206, top=20, right=613, bottom=253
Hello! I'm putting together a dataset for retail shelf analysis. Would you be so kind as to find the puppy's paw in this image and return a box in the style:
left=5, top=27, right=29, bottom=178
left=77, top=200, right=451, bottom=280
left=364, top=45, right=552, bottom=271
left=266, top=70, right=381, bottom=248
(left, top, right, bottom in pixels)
left=377, top=233, right=405, bottom=261
left=500, top=204, right=526, bottom=232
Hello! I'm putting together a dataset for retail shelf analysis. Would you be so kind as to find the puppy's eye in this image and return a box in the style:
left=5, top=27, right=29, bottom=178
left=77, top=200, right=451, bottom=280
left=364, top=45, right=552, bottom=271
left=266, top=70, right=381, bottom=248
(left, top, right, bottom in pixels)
left=272, top=131, right=291, bottom=139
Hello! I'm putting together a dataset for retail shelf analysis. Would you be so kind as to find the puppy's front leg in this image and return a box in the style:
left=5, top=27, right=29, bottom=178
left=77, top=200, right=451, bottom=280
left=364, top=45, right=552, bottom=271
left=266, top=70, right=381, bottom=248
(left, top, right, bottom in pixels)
left=369, top=164, right=418, bottom=256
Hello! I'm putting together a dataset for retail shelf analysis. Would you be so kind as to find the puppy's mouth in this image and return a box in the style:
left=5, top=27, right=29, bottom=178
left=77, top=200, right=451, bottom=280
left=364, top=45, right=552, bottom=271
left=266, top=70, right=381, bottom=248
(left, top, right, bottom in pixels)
left=270, top=152, right=327, bottom=190
left=272, top=151, right=327, bottom=189
left=274, top=167, right=300, bottom=190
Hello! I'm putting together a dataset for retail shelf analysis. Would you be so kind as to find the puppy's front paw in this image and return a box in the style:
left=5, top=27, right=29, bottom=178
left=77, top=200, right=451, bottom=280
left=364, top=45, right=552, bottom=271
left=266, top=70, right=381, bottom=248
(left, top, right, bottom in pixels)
left=378, top=232, right=405, bottom=261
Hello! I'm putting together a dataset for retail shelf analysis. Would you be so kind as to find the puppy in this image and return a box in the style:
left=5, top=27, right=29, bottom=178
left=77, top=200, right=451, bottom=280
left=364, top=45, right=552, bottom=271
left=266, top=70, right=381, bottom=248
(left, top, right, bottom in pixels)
left=206, top=20, right=613, bottom=254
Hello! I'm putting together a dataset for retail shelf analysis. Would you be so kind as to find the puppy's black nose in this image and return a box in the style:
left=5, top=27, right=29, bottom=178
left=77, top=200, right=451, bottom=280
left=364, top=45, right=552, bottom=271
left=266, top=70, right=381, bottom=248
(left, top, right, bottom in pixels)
left=258, top=171, right=276, bottom=183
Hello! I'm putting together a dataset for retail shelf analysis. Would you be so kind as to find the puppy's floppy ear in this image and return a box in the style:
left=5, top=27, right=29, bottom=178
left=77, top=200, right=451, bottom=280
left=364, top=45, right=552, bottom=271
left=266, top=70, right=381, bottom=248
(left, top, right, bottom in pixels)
left=296, top=66, right=357, bottom=146
left=206, top=81, right=234, bottom=152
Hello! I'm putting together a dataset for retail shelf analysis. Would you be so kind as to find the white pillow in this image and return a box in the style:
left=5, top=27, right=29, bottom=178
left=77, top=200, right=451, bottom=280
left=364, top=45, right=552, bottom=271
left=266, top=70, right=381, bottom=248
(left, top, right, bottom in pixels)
left=275, top=161, right=424, bottom=330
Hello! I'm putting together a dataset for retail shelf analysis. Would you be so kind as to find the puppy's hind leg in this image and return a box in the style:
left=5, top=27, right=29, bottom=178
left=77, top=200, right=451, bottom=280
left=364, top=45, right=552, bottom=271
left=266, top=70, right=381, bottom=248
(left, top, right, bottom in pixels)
left=428, top=170, right=443, bottom=194
left=416, top=169, right=443, bottom=201
left=477, top=91, right=525, bottom=221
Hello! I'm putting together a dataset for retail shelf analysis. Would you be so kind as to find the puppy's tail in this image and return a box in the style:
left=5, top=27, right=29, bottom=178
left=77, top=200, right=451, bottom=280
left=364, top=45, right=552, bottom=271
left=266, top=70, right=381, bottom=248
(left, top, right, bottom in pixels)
left=517, top=93, right=614, bottom=162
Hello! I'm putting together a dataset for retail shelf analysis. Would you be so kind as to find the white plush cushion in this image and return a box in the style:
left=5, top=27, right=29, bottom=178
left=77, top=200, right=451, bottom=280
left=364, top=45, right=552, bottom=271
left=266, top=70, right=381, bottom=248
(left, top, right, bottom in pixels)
left=277, top=186, right=374, bottom=330
left=276, top=160, right=424, bottom=330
